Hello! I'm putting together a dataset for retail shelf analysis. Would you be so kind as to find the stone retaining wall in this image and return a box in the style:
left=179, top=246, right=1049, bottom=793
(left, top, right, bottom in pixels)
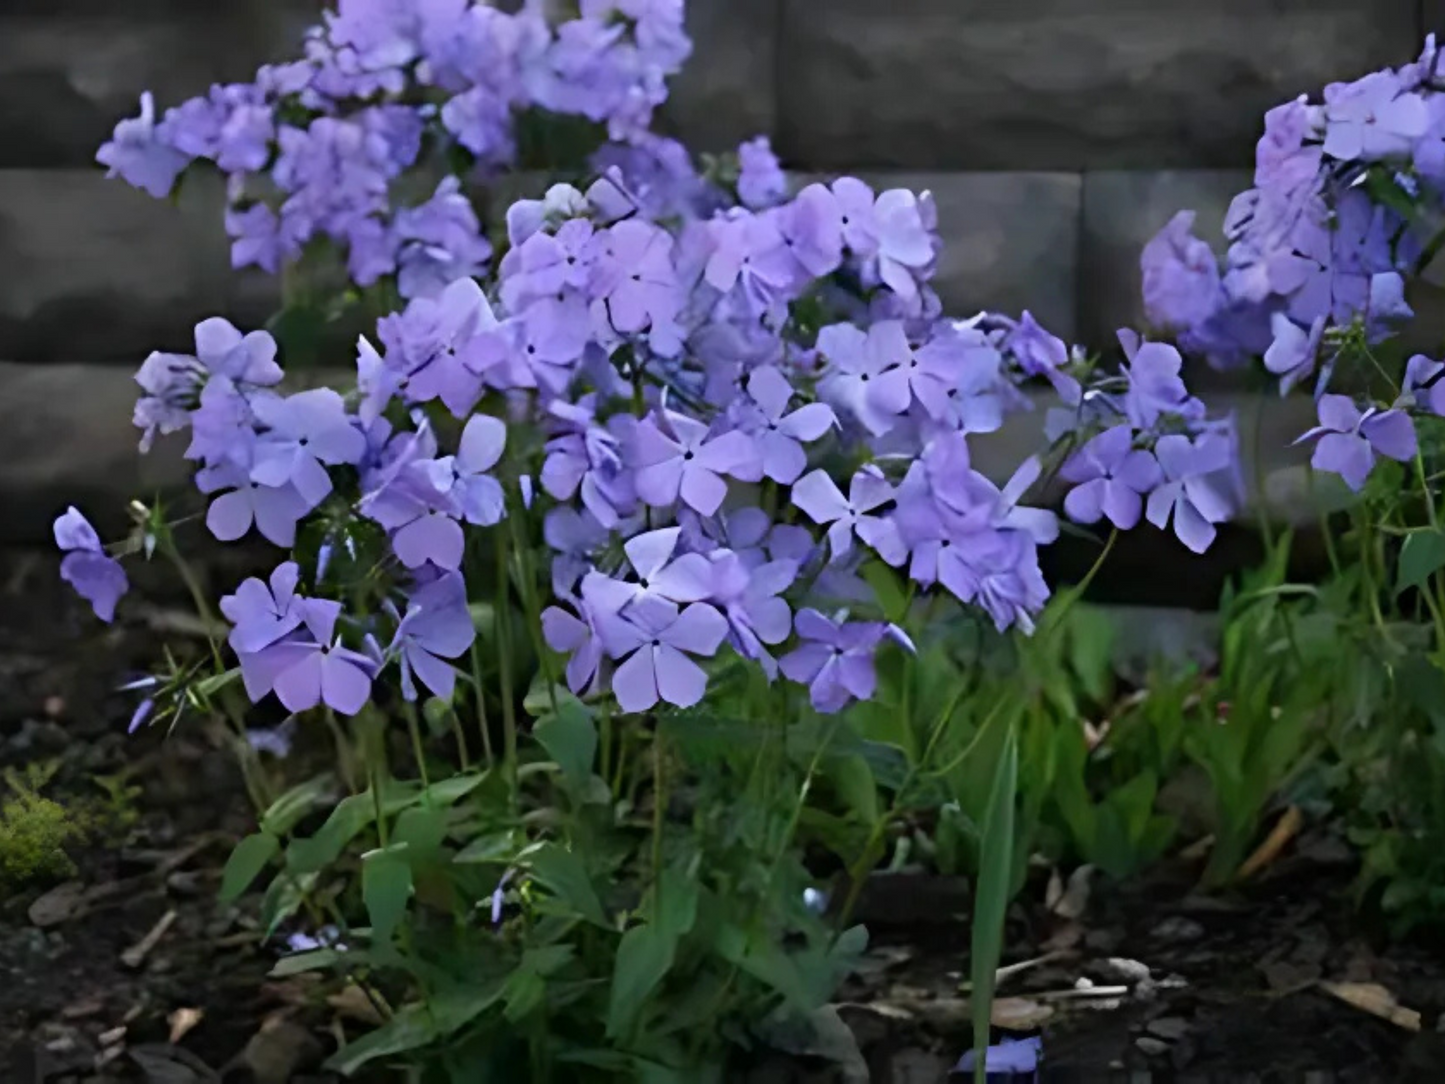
left=0, top=0, right=1434, bottom=543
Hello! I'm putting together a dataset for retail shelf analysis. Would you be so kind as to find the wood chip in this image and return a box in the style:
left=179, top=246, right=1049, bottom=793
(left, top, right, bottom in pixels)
left=1237, top=806, right=1304, bottom=881
left=29, top=880, right=87, bottom=927
left=1051, top=865, right=1094, bottom=920
left=122, top=909, right=178, bottom=969
left=1320, top=981, right=1421, bottom=1031
left=168, top=1008, right=205, bottom=1045
left=991, top=997, right=1055, bottom=1030
left=326, top=985, right=386, bottom=1026
left=98, top=1025, right=127, bottom=1047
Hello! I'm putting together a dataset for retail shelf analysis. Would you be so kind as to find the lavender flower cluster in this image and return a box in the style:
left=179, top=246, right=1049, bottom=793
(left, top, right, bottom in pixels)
left=64, top=0, right=1237, bottom=723
left=96, top=0, right=690, bottom=299
left=1142, top=35, right=1445, bottom=491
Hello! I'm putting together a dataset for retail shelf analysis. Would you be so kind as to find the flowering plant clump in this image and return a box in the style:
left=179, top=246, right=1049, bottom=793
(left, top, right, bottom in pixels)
left=62, top=0, right=1246, bottom=1077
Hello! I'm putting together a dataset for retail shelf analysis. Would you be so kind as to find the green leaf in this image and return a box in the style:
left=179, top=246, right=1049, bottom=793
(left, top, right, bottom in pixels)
left=527, top=844, right=608, bottom=927
left=607, top=925, right=677, bottom=1039
left=503, top=968, right=547, bottom=1023
left=286, top=793, right=376, bottom=874
left=194, top=668, right=240, bottom=698
left=325, top=1002, right=437, bottom=1074
left=269, top=947, right=345, bottom=977
left=534, top=698, right=598, bottom=782
left=220, top=832, right=279, bottom=902
left=827, top=755, right=880, bottom=826
left=652, top=868, right=699, bottom=939
left=260, top=871, right=316, bottom=937
left=260, top=775, right=335, bottom=836
left=1397, top=530, right=1445, bottom=596
left=861, top=560, right=909, bottom=623
left=454, top=830, right=520, bottom=865
left=394, top=806, right=450, bottom=857
left=422, top=772, right=489, bottom=806
left=969, top=720, right=1018, bottom=1084
left=363, top=854, right=413, bottom=944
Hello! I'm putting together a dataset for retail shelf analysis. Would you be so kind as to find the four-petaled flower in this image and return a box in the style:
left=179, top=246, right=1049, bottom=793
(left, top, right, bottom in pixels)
left=740, top=366, right=836, bottom=484
left=1061, top=426, right=1163, bottom=531
left=792, top=466, right=905, bottom=566
left=391, top=572, right=476, bottom=702
left=601, top=601, right=728, bottom=713
left=632, top=410, right=757, bottom=515
left=780, top=609, right=914, bottom=714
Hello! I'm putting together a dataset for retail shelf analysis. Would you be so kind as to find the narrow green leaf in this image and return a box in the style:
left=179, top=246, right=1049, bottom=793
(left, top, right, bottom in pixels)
left=606, top=925, right=677, bottom=1039
left=194, top=667, right=241, bottom=698
left=260, top=774, right=335, bottom=836
left=363, top=854, right=413, bottom=944
left=422, top=772, right=489, bottom=806
left=828, top=754, right=880, bottom=826
left=393, top=806, right=449, bottom=857
left=269, top=947, right=346, bottom=977
left=970, top=720, right=1018, bottom=1084
left=286, top=792, right=376, bottom=874
left=652, top=868, right=699, bottom=939
left=260, top=871, right=316, bottom=937
left=1397, top=530, right=1445, bottom=595
left=220, top=832, right=279, bottom=902
left=528, top=844, right=608, bottom=927
left=325, top=1002, right=437, bottom=1075
left=453, top=830, right=520, bottom=865
left=535, top=699, right=598, bottom=782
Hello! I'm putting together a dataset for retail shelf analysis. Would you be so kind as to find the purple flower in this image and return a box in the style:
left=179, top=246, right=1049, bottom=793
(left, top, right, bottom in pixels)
left=1123, top=341, right=1203, bottom=430
left=393, top=178, right=494, bottom=300
left=780, top=609, right=912, bottom=714
left=54, top=507, right=128, bottom=623
left=501, top=218, right=596, bottom=311
left=621, top=527, right=715, bottom=609
left=97, top=93, right=188, bottom=198
left=775, top=183, right=845, bottom=279
left=1297, top=394, right=1417, bottom=492
left=703, top=211, right=797, bottom=300
left=792, top=466, right=905, bottom=566
left=601, top=601, right=728, bottom=713
left=361, top=425, right=464, bottom=570
left=542, top=402, right=633, bottom=528
left=817, top=322, right=906, bottom=437
left=631, top=410, right=757, bottom=516
left=708, top=552, right=797, bottom=677
left=588, top=219, right=679, bottom=336
left=427, top=414, right=508, bottom=527
left=268, top=601, right=378, bottom=717
left=1322, top=70, right=1428, bottom=162
left=221, top=562, right=305, bottom=656
left=831, top=177, right=879, bottom=255
left=1263, top=313, right=1326, bottom=396
left=1140, top=210, right=1223, bottom=333
left=1145, top=434, right=1235, bottom=553
left=738, top=367, right=836, bottom=484
left=392, top=572, right=476, bottom=702
left=956, top=1035, right=1042, bottom=1076
left=511, top=297, right=590, bottom=394
left=1061, top=426, right=1163, bottom=531
left=1404, top=354, right=1445, bottom=416
left=737, top=136, right=788, bottom=209
left=198, top=462, right=312, bottom=548
left=543, top=571, right=625, bottom=697
left=376, top=278, right=501, bottom=418
left=250, top=389, right=366, bottom=505
left=871, top=189, right=935, bottom=303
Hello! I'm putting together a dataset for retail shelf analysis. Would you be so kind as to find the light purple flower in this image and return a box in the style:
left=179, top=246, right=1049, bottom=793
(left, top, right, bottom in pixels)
left=392, top=571, right=475, bottom=702
left=543, top=571, right=625, bottom=697
left=775, top=183, right=844, bottom=279
left=501, top=218, right=596, bottom=311
left=780, top=609, right=913, bottom=714
left=428, top=414, right=508, bottom=527
left=737, top=136, right=787, bottom=209
left=871, top=188, right=935, bottom=303
left=1140, top=210, right=1223, bottom=333
left=267, top=601, right=378, bottom=717
left=1123, top=341, right=1203, bottom=430
left=1404, top=354, right=1445, bottom=416
left=631, top=410, right=757, bottom=516
left=956, top=1036, right=1042, bottom=1076
left=792, top=466, right=905, bottom=566
left=97, top=93, right=188, bottom=198
left=393, top=178, right=494, bottom=300
left=54, top=507, right=128, bottom=623
left=601, top=602, right=728, bottom=713
left=1322, top=70, right=1428, bottom=162
left=1061, top=426, right=1163, bottom=530
left=621, top=527, right=715, bottom=609
left=816, top=322, right=906, bottom=437
left=360, top=426, right=465, bottom=570
left=1296, top=394, right=1417, bottom=492
left=1145, top=434, right=1235, bottom=553
left=589, top=219, right=679, bottom=335
left=708, top=552, right=797, bottom=677
left=198, top=462, right=313, bottom=548
left=251, top=389, right=366, bottom=505
left=1263, top=313, right=1326, bottom=396
left=221, top=561, right=304, bottom=656
left=739, top=367, right=836, bottom=484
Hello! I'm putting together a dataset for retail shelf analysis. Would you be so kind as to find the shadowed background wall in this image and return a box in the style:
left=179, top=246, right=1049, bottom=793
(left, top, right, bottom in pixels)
left=0, top=0, right=1436, bottom=589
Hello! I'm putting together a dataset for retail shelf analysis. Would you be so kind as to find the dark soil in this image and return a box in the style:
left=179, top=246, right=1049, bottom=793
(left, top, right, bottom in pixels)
left=4, top=546, right=1445, bottom=1083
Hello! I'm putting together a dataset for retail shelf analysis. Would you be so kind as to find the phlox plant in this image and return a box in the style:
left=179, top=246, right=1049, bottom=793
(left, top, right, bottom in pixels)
left=1136, top=33, right=1445, bottom=923
left=56, top=0, right=1242, bottom=1078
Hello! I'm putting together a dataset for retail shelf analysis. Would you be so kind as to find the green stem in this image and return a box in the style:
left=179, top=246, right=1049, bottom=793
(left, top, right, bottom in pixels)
left=495, top=537, right=519, bottom=808
left=651, top=725, right=667, bottom=911
left=405, top=701, right=431, bottom=794
left=469, top=643, right=495, bottom=770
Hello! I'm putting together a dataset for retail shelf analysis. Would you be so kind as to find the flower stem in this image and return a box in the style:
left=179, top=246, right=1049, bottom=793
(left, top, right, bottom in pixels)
left=495, top=535, right=519, bottom=808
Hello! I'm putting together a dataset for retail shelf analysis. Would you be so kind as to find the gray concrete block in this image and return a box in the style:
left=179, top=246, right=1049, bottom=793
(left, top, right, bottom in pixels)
left=0, top=362, right=188, bottom=544
left=660, top=0, right=778, bottom=152
left=0, top=170, right=278, bottom=364
left=777, top=0, right=1419, bottom=170
left=0, top=2, right=317, bottom=168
